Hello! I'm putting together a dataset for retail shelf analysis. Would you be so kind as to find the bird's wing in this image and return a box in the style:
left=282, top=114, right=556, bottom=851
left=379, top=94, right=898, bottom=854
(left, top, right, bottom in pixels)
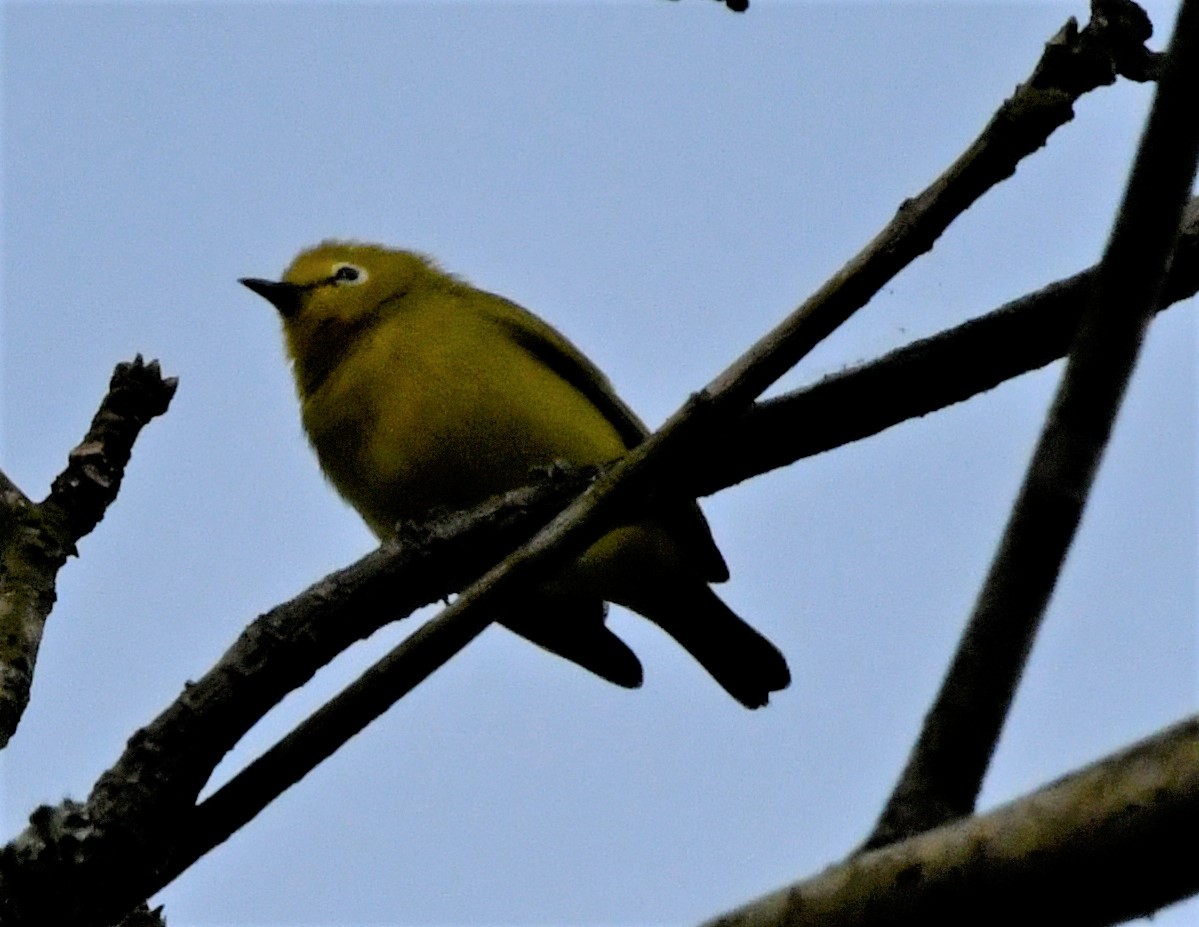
left=481, top=291, right=650, bottom=449
left=480, top=291, right=730, bottom=583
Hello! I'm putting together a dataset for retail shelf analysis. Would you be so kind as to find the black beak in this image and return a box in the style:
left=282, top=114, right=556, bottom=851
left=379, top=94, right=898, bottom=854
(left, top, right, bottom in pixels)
left=239, top=277, right=306, bottom=318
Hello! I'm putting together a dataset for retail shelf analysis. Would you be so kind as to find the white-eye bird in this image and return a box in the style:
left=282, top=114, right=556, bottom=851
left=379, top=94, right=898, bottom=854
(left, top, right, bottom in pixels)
left=242, top=242, right=789, bottom=707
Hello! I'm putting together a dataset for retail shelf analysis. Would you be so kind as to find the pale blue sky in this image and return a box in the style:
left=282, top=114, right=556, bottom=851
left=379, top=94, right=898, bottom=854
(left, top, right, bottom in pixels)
left=2, top=2, right=1195, bottom=925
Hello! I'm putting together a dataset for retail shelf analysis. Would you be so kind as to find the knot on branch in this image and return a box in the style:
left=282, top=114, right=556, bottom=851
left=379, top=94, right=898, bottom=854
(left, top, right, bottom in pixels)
left=1035, top=0, right=1162, bottom=95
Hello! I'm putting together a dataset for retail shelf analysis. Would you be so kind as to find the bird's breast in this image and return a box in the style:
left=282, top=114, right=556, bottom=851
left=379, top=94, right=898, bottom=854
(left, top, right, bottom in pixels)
left=300, top=312, right=627, bottom=537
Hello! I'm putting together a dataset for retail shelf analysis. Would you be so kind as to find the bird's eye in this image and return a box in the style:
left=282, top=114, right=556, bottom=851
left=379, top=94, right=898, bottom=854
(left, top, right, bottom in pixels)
left=330, top=263, right=367, bottom=285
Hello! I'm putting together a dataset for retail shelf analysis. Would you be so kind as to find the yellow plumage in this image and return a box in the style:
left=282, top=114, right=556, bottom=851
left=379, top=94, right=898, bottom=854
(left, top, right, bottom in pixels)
left=242, top=242, right=789, bottom=707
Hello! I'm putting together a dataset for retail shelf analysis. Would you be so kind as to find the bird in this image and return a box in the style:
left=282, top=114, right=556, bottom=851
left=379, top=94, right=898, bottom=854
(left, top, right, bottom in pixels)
left=241, top=241, right=789, bottom=707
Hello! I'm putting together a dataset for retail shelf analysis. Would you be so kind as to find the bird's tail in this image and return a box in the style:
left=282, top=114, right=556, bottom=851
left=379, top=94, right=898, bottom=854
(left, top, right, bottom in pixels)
left=503, top=587, right=789, bottom=709
left=503, top=595, right=645, bottom=690
left=626, top=582, right=791, bottom=709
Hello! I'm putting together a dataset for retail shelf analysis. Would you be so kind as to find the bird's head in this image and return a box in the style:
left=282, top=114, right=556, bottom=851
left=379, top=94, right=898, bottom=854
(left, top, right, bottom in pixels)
left=241, top=241, right=445, bottom=394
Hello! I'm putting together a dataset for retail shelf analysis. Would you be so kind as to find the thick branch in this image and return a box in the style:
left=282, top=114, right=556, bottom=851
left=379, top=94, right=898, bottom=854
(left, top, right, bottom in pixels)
left=0, top=357, right=176, bottom=749
left=703, top=717, right=1199, bottom=927
left=865, top=0, right=1199, bottom=850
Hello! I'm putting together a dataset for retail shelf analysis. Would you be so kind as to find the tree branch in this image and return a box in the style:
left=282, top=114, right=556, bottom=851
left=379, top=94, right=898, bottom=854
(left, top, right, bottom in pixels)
left=703, top=717, right=1199, bottom=927
left=0, top=357, right=176, bottom=749
left=864, top=0, right=1199, bottom=850
left=699, top=195, right=1197, bottom=495
left=0, top=471, right=598, bottom=927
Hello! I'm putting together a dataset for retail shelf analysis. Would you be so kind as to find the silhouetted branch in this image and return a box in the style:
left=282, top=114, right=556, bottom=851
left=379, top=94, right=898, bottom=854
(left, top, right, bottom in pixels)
left=865, top=0, right=1199, bottom=850
left=0, top=357, right=176, bottom=749
left=693, top=0, right=1161, bottom=414
left=704, top=717, right=1199, bottom=927
left=699, top=195, right=1197, bottom=494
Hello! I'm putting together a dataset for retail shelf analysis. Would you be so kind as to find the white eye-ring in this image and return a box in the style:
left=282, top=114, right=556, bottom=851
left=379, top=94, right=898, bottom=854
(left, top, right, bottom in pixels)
left=330, top=263, right=368, bottom=286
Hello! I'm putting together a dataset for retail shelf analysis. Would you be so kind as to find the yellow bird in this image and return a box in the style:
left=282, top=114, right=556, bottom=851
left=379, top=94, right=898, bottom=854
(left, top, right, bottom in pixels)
left=242, top=242, right=789, bottom=707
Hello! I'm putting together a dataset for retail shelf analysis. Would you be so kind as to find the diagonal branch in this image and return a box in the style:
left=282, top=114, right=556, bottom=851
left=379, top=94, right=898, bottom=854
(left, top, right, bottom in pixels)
left=864, top=0, right=1199, bottom=851
left=699, top=195, right=1197, bottom=495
